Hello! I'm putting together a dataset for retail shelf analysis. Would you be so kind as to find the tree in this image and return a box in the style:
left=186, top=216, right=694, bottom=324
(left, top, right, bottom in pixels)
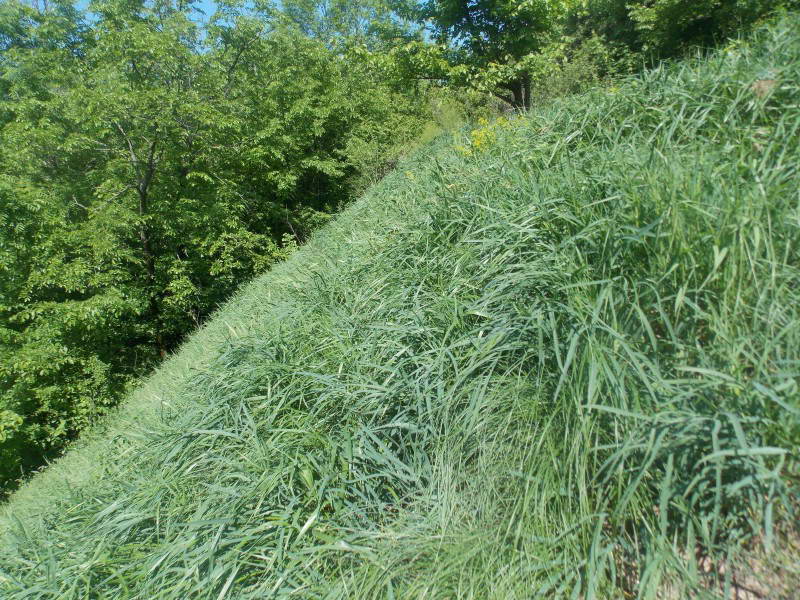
left=278, top=0, right=419, bottom=46
left=416, top=0, right=571, bottom=109
left=0, top=0, right=432, bottom=493
left=568, top=0, right=800, bottom=60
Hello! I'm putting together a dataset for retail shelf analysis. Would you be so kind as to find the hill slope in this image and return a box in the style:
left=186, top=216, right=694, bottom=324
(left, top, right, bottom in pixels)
left=2, top=14, right=799, bottom=599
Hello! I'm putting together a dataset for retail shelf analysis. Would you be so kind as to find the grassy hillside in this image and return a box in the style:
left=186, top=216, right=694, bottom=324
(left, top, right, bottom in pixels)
left=2, top=14, right=799, bottom=599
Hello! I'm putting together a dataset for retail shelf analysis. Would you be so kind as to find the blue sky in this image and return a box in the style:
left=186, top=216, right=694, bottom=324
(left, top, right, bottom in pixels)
left=186, top=0, right=218, bottom=21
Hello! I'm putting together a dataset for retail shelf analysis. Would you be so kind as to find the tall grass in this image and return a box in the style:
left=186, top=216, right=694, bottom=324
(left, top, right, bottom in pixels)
left=1, top=14, right=799, bottom=599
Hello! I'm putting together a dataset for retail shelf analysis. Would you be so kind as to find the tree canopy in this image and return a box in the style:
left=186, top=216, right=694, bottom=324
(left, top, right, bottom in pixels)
left=0, top=0, right=432, bottom=490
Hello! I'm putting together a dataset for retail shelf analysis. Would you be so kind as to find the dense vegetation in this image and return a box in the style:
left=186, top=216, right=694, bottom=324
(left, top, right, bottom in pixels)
left=1, top=0, right=796, bottom=494
left=0, top=0, right=445, bottom=488
left=1, top=11, right=799, bottom=598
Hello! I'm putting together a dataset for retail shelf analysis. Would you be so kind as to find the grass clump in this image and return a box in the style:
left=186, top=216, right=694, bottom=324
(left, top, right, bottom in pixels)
left=1, top=13, right=799, bottom=599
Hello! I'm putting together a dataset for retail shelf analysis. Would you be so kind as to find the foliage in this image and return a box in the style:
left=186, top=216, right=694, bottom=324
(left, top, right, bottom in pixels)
left=572, top=0, right=800, bottom=57
left=279, top=0, right=420, bottom=46
left=407, top=0, right=797, bottom=108
left=412, top=0, right=574, bottom=107
left=628, top=0, right=800, bottom=55
left=0, top=0, right=433, bottom=492
left=1, top=13, right=798, bottom=597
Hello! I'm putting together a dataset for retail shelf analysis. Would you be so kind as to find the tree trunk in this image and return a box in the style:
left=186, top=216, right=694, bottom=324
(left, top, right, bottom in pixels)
left=521, top=73, right=532, bottom=111
left=134, top=138, right=166, bottom=358
left=499, top=74, right=531, bottom=111
left=137, top=188, right=165, bottom=358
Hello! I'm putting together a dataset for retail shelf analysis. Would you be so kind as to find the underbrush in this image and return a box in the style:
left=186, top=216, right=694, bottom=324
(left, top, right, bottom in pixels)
left=1, top=13, right=798, bottom=599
